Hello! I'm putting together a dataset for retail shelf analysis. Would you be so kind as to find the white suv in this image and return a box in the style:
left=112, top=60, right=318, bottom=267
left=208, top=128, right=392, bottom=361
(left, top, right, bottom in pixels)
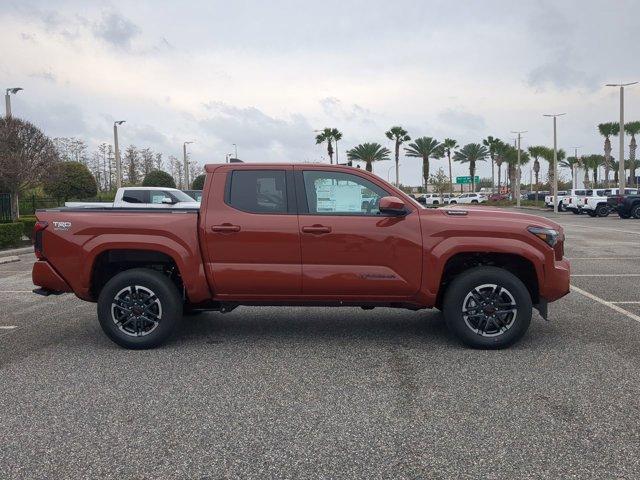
left=449, top=193, right=487, bottom=204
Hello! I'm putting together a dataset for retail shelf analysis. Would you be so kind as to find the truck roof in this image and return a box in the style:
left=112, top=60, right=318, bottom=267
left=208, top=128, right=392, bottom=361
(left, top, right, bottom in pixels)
left=204, top=163, right=360, bottom=173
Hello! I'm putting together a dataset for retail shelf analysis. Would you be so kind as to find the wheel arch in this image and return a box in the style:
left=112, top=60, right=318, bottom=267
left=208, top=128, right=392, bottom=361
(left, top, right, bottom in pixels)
left=425, top=242, right=543, bottom=309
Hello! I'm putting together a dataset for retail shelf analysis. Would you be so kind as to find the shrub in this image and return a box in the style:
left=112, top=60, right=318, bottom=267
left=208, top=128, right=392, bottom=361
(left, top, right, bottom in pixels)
left=191, top=174, right=206, bottom=190
left=142, top=170, right=176, bottom=188
left=44, top=162, right=97, bottom=200
left=17, top=216, right=37, bottom=240
left=0, top=222, right=24, bottom=248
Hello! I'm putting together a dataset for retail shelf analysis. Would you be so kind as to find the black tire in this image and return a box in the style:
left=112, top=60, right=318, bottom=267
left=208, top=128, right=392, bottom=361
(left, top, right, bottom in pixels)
left=619, top=211, right=631, bottom=219
left=571, top=209, right=581, bottom=215
left=595, top=204, right=610, bottom=217
left=631, top=205, right=640, bottom=219
left=442, top=266, right=532, bottom=349
left=586, top=210, right=597, bottom=217
left=97, top=268, right=182, bottom=349
left=449, top=200, right=457, bottom=204
left=558, top=203, right=567, bottom=212
left=471, top=200, right=478, bottom=204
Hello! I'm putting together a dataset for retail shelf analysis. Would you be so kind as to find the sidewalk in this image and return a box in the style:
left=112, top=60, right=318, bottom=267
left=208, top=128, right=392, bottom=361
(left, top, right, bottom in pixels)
left=0, top=246, right=33, bottom=258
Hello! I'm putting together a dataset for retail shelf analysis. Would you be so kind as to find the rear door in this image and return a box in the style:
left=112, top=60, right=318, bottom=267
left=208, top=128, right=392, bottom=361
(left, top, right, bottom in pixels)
left=202, top=166, right=301, bottom=296
left=294, top=167, right=422, bottom=297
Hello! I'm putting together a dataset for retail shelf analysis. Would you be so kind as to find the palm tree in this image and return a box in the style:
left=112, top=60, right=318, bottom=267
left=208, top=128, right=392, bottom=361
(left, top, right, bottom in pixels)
left=494, top=142, right=509, bottom=194
left=385, top=126, right=410, bottom=187
left=315, top=128, right=343, bottom=164
left=442, top=138, right=458, bottom=193
left=482, top=136, right=502, bottom=193
left=582, top=154, right=603, bottom=187
left=503, top=145, right=530, bottom=195
left=346, top=143, right=391, bottom=172
left=453, top=143, right=488, bottom=193
left=404, top=137, right=443, bottom=188
left=625, top=121, right=640, bottom=187
left=540, top=147, right=565, bottom=188
left=559, top=156, right=581, bottom=186
left=527, top=146, right=547, bottom=201
left=598, top=122, right=619, bottom=185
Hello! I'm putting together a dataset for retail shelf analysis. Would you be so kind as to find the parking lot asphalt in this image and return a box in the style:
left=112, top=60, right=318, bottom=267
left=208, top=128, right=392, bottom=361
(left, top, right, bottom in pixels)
left=1, top=210, right=640, bottom=479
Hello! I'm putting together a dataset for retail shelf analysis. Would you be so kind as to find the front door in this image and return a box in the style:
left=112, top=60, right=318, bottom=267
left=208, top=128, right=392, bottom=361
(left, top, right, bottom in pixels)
left=295, top=168, right=423, bottom=297
left=202, top=166, right=301, bottom=296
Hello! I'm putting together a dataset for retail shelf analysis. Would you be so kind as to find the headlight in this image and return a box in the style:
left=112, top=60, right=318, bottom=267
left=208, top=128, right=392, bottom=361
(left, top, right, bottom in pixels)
left=528, top=226, right=559, bottom=247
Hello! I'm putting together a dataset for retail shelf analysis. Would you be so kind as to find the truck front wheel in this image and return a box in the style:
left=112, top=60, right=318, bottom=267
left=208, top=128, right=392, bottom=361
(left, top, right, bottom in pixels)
left=442, top=267, right=532, bottom=349
left=97, top=268, right=182, bottom=349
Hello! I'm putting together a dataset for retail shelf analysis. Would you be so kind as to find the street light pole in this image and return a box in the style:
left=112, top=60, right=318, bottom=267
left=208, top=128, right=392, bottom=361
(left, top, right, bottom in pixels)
left=606, top=82, right=637, bottom=191
left=183, top=141, right=194, bottom=189
left=113, top=120, right=126, bottom=189
left=387, top=164, right=400, bottom=183
left=543, top=113, right=566, bottom=215
left=233, top=143, right=237, bottom=159
left=5, top=87, right=23, bottom=118
left=511, top=130, right=527, bottom=208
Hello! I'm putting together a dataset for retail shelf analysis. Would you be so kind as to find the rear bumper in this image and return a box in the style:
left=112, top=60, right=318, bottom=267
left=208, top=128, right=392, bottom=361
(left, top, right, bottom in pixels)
left=541, top=257, right=571, bottom=302
left=32, top=260, right=72, bottom=294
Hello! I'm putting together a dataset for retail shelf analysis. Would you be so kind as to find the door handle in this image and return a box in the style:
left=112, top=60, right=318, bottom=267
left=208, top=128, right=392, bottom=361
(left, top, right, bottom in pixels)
left=211, top=224, right=241, bottom=233
left=301, top=225, right=331, bottom=234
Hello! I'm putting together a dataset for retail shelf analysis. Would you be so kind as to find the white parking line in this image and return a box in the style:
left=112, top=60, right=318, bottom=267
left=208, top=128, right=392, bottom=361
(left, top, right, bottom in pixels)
left=571, top=285, right=640, bottom=324
left=563, top=223, right=640, bottom=236
left=611, top=301, right=640, bottom=305
left=571, top=274, right=640, bottom=277
left=0, top=326, right=17, bottom=330
left=0, top=290, right=35, bottom=293
left=568, top=257, right=640, bottom=260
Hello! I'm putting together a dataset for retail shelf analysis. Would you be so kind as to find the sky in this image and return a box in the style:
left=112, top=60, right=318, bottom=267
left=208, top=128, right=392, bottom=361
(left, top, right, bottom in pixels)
left=2, top=0, right=639, bottom=186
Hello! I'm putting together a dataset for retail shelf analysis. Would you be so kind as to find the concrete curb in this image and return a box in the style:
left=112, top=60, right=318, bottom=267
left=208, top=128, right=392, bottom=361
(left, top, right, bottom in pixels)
left=0, top=255, right=20, bottom=264
left=0, top=246, right=33, bottom=258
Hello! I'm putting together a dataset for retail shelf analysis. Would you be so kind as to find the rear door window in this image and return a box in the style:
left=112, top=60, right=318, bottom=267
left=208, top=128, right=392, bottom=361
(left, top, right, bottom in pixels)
left=227, top=170, right=288, bottom=214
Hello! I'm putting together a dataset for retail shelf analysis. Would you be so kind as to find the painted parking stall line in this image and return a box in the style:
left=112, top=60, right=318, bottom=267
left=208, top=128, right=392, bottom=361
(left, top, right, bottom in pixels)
left=571, top=285, right=640, bottom=324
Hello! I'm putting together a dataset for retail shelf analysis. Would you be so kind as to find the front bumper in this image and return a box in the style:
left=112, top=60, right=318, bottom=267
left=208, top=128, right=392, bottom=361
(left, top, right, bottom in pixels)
left=540, top=257, right=571, bottom=302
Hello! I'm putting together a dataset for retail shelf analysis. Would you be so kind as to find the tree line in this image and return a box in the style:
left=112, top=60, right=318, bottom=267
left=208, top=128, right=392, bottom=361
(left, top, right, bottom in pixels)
left=0, top=117, right=203, bottom=220
left=52, top=137, right=201, bottom=192
left=315, top=121, right=640, bottom=194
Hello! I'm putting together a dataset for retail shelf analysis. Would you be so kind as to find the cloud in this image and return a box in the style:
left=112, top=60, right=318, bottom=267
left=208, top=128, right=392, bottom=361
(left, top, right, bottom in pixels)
left=319, top=97, right=374, bottom=125
left=202, top=102, right=311, bottom=147
left=437, top=109, right=486, bottom=132
left=29, top=70, right=56, bottom=82
left=92, top=12, right=140, bottom=50
left=527, top=51, right=600, bottom=91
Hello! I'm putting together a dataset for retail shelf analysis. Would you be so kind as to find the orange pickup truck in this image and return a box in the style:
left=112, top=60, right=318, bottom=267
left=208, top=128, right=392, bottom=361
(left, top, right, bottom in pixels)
left=32, top=163, right=570, bottom=349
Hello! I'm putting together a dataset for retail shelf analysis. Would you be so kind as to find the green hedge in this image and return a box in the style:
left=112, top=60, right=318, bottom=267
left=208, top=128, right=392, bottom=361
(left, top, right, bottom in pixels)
left=17, top=216, right=37, bottom=240
left=0, top=223, right=24, bottom=249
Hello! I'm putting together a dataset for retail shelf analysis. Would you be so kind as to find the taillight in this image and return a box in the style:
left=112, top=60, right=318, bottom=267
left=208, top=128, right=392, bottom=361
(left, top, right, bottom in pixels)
left=33, top=221, right=48, bottom=259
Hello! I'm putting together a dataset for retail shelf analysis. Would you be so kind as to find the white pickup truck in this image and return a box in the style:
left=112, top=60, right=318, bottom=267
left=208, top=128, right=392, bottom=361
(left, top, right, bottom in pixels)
left=582, top=188, right=640, bottom=217
left=65, top=187, right=200, bottom=209
left=562, top=189, right=591, bottom=214
left=544, top=191, right=568, bottom=211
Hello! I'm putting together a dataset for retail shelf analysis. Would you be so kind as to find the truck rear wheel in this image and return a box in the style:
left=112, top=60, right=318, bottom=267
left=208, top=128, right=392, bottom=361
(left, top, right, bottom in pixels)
left=97, top=268, right=182, bottom=349
left=442, top=266, right=532, bottom=349
left=632, top=205, right=640, bottom=219
left=596, top=204, right=610, bottom=217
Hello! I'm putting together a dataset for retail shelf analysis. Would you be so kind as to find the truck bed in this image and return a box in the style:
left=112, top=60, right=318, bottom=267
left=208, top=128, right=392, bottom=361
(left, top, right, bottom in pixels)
left=33, top=207, right=212, bottom=303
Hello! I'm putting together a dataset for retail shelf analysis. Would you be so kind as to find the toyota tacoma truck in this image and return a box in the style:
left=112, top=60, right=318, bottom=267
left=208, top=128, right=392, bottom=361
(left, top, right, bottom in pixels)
left=31, top=163, right=570, bottom=349
left=607, top=190, right=640, bottom=218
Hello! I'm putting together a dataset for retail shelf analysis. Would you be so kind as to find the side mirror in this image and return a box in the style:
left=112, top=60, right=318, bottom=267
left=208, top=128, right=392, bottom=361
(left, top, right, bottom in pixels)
left=161, top=197, right=175, bottom=205
left=379, top=196, right=407, bottom=215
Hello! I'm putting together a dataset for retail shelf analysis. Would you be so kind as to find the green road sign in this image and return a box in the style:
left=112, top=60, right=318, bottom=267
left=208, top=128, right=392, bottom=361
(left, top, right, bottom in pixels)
left=455, top=176, right=480, bottom=184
